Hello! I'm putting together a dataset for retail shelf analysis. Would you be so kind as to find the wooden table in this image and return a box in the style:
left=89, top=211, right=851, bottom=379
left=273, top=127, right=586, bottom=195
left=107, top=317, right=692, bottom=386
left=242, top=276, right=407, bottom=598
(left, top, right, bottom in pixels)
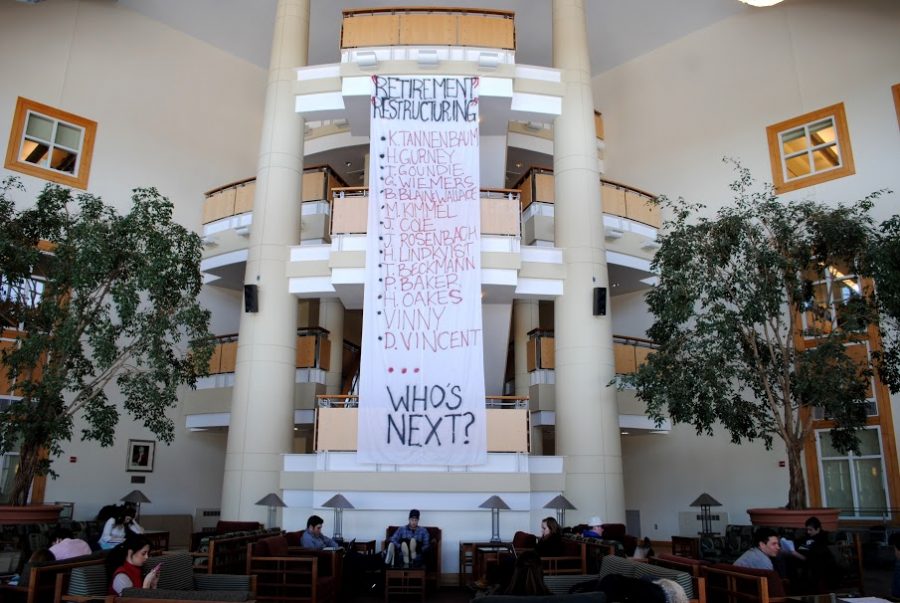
left=458, top=541, right=499, bottom=586
left=384, top=567, right=425, bottom=603
left=144, top=530, right=169, bottom=554
left=473, top=542, right=513, bottom=584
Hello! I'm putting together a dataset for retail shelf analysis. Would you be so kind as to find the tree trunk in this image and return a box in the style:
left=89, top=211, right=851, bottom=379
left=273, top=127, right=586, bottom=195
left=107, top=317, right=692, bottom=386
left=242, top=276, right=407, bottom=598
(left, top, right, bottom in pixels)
left=786, top=441, right=807, bottom=510
left=8, top=440, right=42, bottom=506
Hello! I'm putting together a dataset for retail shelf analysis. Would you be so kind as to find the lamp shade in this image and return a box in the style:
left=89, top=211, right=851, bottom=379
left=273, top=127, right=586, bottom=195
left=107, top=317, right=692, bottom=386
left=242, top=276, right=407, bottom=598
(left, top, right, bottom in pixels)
left=689, top=493, right=722, bottom=507
left=543, top=495, right=576, bottom=510
left=121, top=490, right=151, bottom=504
left=738, top=0, right=785, bottom=6
left=479, top=495, right=510, bottom=510
left=321, top=494, right=354, bottom=509
left=255, top=493, right=287, bottom=507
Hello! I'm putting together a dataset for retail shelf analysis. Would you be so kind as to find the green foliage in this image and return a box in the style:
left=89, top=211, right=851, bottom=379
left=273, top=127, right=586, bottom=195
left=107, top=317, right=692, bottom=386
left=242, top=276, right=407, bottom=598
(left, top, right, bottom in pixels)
left=619, top=162, right=896, bottom=509
left=0, top=177, right=213, bottom=504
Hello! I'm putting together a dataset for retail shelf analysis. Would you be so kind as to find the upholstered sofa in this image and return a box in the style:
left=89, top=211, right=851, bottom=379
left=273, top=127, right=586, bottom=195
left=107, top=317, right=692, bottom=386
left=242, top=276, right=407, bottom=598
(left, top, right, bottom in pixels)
left=246, top=534, right=338, bottom=603
left=58, top=553, right=256, bottom=603
left=476, top=593, right=606, bottom=603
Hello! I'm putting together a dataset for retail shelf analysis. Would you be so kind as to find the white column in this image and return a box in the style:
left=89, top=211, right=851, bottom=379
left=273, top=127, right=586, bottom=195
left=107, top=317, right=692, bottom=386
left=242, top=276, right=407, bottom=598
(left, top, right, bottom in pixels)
left=320, top=298, right=345, bottom=395
left=221, top=0, right=309, bottom=521
left=551, top=0, right=625, bottom=523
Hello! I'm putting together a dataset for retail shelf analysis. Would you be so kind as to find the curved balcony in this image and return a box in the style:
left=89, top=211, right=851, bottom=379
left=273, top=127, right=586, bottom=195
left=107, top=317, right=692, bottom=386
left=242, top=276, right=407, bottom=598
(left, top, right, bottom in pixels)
left=341, top=7, right=515, bottom=52
left=205, top=327, right=331, bottom=376
left=527, top=329, right=656, bottom=374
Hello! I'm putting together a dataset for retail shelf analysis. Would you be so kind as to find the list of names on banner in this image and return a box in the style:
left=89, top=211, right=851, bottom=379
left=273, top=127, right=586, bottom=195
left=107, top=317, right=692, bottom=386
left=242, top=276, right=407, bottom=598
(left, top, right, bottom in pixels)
left=358, top=75, right=487, bottom=466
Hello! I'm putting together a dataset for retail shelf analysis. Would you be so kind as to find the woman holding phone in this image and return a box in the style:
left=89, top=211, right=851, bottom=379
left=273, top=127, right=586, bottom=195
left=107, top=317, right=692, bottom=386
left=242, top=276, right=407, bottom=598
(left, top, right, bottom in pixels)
left=106, top=534, right=159, bottom=595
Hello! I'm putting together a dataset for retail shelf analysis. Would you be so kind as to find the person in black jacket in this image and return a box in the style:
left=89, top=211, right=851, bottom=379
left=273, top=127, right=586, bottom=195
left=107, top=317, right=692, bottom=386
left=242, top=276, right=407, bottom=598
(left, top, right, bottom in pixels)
left=535, top=517, right=564, bottom=558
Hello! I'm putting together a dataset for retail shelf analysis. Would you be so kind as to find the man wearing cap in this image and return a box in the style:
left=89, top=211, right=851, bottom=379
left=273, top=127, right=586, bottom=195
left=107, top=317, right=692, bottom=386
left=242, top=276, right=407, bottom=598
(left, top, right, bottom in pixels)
left=582, top=516, right=603, bottom=539
left=386, top=509, right=430, bottom=567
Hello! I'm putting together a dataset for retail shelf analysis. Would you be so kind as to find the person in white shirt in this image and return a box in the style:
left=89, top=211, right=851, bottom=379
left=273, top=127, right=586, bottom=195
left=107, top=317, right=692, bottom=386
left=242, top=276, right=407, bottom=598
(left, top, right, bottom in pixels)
left=99, top=506, right=144, bottom=550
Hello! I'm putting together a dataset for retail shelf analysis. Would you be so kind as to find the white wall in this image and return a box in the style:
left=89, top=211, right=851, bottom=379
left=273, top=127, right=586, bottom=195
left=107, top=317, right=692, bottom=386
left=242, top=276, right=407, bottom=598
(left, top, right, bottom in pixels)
left=0, top=0, right=265, bottom=519
left=595, top=0, right=900, bottom=537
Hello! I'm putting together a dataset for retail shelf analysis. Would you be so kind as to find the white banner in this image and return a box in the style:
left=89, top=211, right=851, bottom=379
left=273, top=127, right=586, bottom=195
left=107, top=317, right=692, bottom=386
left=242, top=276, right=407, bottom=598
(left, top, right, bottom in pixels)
left=357, top=75, right=486, bottom=466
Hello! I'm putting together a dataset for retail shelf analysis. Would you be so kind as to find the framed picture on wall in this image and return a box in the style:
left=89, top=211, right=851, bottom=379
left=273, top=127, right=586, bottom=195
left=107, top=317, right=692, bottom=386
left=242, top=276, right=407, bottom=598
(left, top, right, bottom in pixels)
left=126, top=440, right=155, bottom=472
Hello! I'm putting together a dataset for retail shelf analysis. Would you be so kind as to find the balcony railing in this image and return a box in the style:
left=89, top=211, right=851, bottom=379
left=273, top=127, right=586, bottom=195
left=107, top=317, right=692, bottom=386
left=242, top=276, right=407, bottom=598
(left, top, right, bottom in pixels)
left=313, top=395, right=530, bottom=452
left=527, top=329, right=657, bottom=374
left=515, top=166, right=661, bottom=229
left=341, top=7, right=515, bottom=51
left=201, top=165, right=346, bottom=225
left=330, top=187, right=521, bottom=237
left=206, top=327, right=331, bottom=375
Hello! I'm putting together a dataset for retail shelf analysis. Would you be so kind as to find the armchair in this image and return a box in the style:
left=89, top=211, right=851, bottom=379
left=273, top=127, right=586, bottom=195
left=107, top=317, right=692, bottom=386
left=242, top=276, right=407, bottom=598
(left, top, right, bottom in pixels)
left=383, top=526, right=441, bottom=591
left=246, top=534, right=338, bottom=603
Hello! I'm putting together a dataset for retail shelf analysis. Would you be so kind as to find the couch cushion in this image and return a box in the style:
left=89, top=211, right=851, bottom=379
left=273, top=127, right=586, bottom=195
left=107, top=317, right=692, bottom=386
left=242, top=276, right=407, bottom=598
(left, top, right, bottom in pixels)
left=632, top=561, right=694, bottom=599
left=284, top=530, right=304, bottom=547
left=544, top=574, right=599, bottom=596
left=215, top=521, right=261, bottom=533
left=194, top=574, right=253, bottom=591
left=121, top=588, right=251, bottom=601
left=598, top=555, right=636, bottom=581
left=600, top=524, right=626, bottom=542
left=513, top=531, right=538, bottom=550
left=255, top=535, right=289, bottom=557
left=144, top=553, right=195, bottom=590
left=67, top=564, right=109, bottom=597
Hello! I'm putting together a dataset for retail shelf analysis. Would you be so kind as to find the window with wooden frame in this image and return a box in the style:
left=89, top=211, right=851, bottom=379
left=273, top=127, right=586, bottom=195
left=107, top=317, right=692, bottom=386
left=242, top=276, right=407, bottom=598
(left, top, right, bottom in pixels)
left=4, top=97, right=97, bottom=190
left=766, top=103, right=854, bottom=194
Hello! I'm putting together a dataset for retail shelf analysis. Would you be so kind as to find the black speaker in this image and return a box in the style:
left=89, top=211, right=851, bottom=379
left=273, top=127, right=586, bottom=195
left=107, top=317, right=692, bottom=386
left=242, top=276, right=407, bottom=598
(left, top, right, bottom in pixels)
left=593, top=286, right=606, bottom=316
left=244, top=284, right=259, bottom=313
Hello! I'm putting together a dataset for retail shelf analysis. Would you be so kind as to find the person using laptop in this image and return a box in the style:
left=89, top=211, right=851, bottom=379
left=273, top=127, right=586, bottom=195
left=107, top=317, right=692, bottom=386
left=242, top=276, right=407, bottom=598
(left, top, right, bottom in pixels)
left=300, top=515, right=339, bottom=550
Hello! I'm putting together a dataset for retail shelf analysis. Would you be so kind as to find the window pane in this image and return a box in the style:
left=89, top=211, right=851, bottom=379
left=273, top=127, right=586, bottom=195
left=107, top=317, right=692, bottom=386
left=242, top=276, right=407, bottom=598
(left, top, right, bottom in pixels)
left=782, top=127, right=808, bottom=154
left=19, top=139, right=49, bottom=166
left=853, top=458, right=887, bottom=510
left=786, top=154, right=811, bottom=179
left=50, top=148, right=77, bottom=174
left=55, top=123, right=82, bottom=150
left=812, top=145, right=840, bottom=172
left=809, top=119, right=836, bottom=144
left=856, top=428, right=881, bottom=456
left=822, top=459, right=854, bottom=510
left=25, top=114, right=53, bottom=141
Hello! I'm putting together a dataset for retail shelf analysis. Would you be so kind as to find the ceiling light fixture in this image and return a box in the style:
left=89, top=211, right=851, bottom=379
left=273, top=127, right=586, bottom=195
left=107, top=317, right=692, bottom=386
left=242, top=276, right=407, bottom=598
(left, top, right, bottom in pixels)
left=738, top=0, right=785, bottom=6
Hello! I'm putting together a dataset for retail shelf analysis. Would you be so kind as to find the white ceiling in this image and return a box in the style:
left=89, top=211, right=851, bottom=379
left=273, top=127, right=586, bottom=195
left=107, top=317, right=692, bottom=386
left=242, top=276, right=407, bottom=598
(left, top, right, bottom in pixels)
left=117, top=0, right=750, bottom=75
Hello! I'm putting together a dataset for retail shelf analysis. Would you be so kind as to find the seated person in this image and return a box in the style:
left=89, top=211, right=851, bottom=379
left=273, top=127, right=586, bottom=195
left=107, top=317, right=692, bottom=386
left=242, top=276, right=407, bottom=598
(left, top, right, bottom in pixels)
left=633, top=536, right=654, bottom=559
left=300, top=514, right=339, bottom=550
left=582, top=516, right=603, bottom=539
left=385, top=509, right=430, bottom=567
left=535, top=517, right=564, bottom=558
left=734, top=527, right=780, bottom=571
left=49, top=527, right=92, bottom=560
left=99, top=504, right=144, bottom=550
left=105, top=534, right=159, bottom=596
left=503, top=551, right=551, bottom=596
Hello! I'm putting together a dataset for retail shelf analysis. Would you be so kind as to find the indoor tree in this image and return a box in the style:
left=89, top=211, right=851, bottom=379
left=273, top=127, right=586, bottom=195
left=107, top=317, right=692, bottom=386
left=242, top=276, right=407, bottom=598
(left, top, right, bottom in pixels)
left=0, top=177, right=213, bottom=505
left=621, top=162, right=899, bottom=510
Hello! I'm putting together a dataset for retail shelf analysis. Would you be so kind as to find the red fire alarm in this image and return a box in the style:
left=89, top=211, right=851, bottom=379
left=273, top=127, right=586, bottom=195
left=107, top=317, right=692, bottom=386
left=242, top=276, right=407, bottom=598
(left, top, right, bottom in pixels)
left=778, top=460, right=785, bottom=467
left=69, top=456, right=77, bottom=463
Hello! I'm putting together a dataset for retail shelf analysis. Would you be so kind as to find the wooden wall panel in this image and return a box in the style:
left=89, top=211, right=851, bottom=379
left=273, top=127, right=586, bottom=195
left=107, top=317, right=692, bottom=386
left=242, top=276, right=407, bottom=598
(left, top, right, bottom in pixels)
left=234, top=181, right=255, bottom=214
left=399, top=14, right=457, bottom=45
left=331, top=195, right=369, bottom=234
left=539, top=337, right=555, bottom=370
left=625, top=190, right=660, bottom=228
left=342, top=14, right=400, bottom=47
left=0, top=339, right=14, bottom=395
left=634, top=346, right=653, bottom=368
left=219, top=341, right=237, bottom=373
left=315, top=407, right=358, bottom=451
left=207, top=344, right=223, bottom=375
left=203, top=188, right=236, bottom=224
left=319, top=338, right=331, bottom=372
left=458, top=15, right=514, bottom=49
left=613, top=343, right=636, bottom=374
left=601, top=184, right=626, bottom=218
left=534, top=173, right=555, bottom=204
left=481, top=196, right=519, bottom=236
left=845, top=343, right=874, bottom=398
left=487, top=409, right=529, bottom=451
left=594, top=111, right=605, bottom=140
left=296, top=335, right=317, bottom=368
left=519, top=173, right=534, bottom=211
left=302, top=171, right=326, bottom=202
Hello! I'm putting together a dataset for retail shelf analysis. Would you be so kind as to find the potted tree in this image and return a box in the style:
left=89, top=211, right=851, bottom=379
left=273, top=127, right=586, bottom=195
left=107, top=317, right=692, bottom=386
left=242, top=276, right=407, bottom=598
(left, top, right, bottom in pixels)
left=0, top=178, right=213, bottom=518
left=620, top=163, right=900, bottom=527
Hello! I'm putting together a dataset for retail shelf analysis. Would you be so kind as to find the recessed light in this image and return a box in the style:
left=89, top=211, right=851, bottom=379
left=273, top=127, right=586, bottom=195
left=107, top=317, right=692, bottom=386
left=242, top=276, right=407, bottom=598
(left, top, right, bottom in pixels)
left=345, top=161, right=352, bottom=168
